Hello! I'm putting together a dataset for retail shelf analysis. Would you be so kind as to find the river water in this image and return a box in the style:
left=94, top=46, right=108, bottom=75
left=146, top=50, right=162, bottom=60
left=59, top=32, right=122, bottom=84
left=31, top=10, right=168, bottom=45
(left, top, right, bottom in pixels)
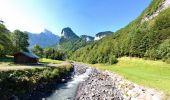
left=46, top=68, right=92, bottom=100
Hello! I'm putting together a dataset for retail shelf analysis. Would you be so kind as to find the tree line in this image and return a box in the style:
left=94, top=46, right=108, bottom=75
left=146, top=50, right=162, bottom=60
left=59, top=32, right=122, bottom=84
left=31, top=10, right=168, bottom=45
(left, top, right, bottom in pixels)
left=31, top=45, right=65, bottom=60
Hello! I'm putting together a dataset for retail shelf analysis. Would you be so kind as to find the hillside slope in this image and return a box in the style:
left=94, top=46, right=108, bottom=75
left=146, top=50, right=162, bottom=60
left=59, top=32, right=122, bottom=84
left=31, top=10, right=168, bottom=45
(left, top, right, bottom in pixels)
left=71, top=0, right=170, bottom=64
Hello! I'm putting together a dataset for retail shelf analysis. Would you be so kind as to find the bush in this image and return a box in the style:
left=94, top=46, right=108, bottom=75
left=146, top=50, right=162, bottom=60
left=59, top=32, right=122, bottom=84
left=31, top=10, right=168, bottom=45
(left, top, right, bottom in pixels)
left=162, top=53, right=170, bottom=64
left=144, top=49, right=158, bottom=60
left=109, top=55, right=118, bottom=64
left=0, top=64, right=73, bottom=99
left=157, top=39, right=170, bottom=59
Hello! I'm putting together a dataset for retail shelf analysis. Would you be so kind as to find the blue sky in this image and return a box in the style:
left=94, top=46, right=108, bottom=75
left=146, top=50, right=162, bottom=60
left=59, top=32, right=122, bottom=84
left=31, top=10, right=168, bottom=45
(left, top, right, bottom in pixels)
left=0, top=0, right=151, bottom=36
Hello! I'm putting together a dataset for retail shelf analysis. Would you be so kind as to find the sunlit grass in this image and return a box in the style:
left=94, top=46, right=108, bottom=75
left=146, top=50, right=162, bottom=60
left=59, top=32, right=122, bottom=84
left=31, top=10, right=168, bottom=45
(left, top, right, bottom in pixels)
left=90, top=57, right=170, bottom=96
left=39, top=58, right=62, bottom=64
left=0, top=66, right=44, bottom=71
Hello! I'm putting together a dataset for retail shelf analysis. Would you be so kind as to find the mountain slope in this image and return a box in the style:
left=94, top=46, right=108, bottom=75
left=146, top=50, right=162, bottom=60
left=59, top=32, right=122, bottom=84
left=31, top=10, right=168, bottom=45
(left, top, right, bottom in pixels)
left=58, top=27, right=87, bottom=51
left=80, top=35, right=94, bottom=42
left=27, top=29, right=60, bottom=48
left=71, top=0, right=170, bottom=64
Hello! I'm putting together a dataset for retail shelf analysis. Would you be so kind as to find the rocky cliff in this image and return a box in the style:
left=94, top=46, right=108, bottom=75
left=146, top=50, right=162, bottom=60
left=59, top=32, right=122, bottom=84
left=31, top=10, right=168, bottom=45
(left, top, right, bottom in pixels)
left=142, top=0, right=170, bottom=22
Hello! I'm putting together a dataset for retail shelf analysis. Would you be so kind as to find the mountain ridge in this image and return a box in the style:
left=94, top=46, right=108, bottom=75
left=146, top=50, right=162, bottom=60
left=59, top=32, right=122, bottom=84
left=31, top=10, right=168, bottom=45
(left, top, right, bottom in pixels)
left=27, top=29, right=60, bottom=48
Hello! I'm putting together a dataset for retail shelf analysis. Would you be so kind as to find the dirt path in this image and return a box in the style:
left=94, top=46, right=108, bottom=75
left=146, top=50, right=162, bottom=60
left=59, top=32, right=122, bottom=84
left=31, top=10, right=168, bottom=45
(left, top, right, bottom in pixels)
left=0, top=61, right=70, bottom=71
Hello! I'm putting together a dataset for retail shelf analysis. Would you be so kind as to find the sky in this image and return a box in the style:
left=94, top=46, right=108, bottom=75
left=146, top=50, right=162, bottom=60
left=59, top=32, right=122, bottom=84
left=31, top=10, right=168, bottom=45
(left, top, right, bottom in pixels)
left=0, top=0, right=152, bottom=36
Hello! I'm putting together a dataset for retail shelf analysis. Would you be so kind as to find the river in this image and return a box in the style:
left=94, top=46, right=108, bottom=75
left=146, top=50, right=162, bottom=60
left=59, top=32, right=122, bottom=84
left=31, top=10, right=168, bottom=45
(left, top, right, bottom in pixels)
left=45, top=68, right=92, bottom=100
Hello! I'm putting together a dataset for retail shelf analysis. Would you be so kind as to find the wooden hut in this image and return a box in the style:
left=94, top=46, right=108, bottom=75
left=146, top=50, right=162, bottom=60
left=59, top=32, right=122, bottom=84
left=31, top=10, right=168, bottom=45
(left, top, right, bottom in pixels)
left=14, top=52, right=39, bottom=64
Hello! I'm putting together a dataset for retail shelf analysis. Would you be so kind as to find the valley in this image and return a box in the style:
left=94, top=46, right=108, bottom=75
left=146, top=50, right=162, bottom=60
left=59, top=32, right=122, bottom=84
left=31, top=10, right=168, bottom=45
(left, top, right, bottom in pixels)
left=0, top=0, right=170, bottom=100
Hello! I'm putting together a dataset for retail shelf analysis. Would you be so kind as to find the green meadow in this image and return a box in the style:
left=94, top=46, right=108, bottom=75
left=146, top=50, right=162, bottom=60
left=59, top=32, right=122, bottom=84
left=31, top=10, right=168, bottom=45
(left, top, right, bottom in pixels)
left=91, top=57, right=170, bottom=96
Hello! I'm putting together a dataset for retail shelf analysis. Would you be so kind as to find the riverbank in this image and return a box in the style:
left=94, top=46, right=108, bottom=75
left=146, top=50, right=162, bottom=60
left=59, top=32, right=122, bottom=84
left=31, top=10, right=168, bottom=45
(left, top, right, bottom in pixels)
left=0, top=61, right=73, bottom=100
left=75, top=62, right=164, bottom=100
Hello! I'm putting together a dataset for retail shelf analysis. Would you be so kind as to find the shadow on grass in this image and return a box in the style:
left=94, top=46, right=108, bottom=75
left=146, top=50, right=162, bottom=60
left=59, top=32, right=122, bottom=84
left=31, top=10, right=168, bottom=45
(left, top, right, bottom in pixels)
left=0, top=56, right=13, bottom=62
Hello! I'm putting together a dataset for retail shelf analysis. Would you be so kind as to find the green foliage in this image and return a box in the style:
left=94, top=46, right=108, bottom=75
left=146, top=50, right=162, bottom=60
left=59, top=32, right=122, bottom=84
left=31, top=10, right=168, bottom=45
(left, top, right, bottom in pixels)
left=0, top=63, right=73, bottom=98
left=0, top=24, right=30, bottom=57
left=0, top=24, right=13, bottom=57
left=157, top=39, right=170, bottom=63
left=32, top=45, right=43, bottom=57
left=144, top=49, right=158, bottom=60
left=11, top=30, right=29, bottom=53
left=59, top=36, right=91, bottom=52
left=43, top=48, right=65, bottom=60
left=31, top=44, right=65, bottom=60
left=109, top=55, right=118, bottom=64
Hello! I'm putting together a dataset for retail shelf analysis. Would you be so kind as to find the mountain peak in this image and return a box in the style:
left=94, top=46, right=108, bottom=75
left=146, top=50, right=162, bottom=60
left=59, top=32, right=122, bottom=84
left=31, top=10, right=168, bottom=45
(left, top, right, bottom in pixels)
left=27, top=29, right=60, bottom=48
left=61, top=27, right=79, bottom=39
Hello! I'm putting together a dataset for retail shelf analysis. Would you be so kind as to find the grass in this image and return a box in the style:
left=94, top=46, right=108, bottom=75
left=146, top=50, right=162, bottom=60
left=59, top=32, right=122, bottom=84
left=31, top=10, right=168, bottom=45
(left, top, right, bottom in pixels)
left=0, top=66, right=44, bottom=71
left=39, top=58, right=62, bottom=64
left=90, top=57, right=170, bottom=96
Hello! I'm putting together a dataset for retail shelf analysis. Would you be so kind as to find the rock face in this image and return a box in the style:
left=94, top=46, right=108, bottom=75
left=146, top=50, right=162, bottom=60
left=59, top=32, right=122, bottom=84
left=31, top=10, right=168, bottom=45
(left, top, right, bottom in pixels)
left=75, top=63, right=164, bottom=100
left=80, top=35, right=94, bottom=42
left=59, top=27, right=82, bottom=51
left=142, top=0, right=170, bottom=22
left=94, top=31, right=113, bottom=40
left=61, top=27, right=79, bottom=39
left=27, top=29, right=60, bottom=48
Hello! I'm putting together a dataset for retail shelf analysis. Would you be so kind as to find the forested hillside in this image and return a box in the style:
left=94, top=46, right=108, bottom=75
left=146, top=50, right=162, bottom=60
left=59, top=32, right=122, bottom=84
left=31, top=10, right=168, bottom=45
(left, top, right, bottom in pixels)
left=70, top=0, right=170, bottom=64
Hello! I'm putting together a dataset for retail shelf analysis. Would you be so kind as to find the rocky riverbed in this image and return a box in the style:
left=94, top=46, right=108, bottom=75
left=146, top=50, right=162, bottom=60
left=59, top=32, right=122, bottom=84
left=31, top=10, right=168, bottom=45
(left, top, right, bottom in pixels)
left=74, top=62, right=164, bottom=100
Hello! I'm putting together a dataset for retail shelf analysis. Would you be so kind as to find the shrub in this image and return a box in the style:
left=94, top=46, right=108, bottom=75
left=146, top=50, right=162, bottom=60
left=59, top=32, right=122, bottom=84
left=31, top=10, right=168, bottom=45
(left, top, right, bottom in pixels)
left=109, top=55, right=118, bottom=64
left=157, top=39, right=170, bottom=59
left=144, top=49, right=158, bottom=60
left=0, top=64, right=73, bottom=99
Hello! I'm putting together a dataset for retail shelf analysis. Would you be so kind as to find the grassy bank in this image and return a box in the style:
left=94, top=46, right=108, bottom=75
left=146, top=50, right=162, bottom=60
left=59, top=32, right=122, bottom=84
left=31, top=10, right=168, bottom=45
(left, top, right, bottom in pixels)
left=90, top=57, right=170, bottom=96
left=0, top=58, right=73, bottom=99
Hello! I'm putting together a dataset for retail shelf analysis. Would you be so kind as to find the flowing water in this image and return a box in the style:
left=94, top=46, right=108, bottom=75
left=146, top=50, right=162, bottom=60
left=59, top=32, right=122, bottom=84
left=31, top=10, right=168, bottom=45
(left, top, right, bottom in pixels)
left=46, top=68, right=92, bottom=100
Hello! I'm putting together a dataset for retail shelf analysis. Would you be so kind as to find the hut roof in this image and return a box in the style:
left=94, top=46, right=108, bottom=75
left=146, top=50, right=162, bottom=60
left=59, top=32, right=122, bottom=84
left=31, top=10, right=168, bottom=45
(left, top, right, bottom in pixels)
left=14, top=52, right=39, bottom=59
